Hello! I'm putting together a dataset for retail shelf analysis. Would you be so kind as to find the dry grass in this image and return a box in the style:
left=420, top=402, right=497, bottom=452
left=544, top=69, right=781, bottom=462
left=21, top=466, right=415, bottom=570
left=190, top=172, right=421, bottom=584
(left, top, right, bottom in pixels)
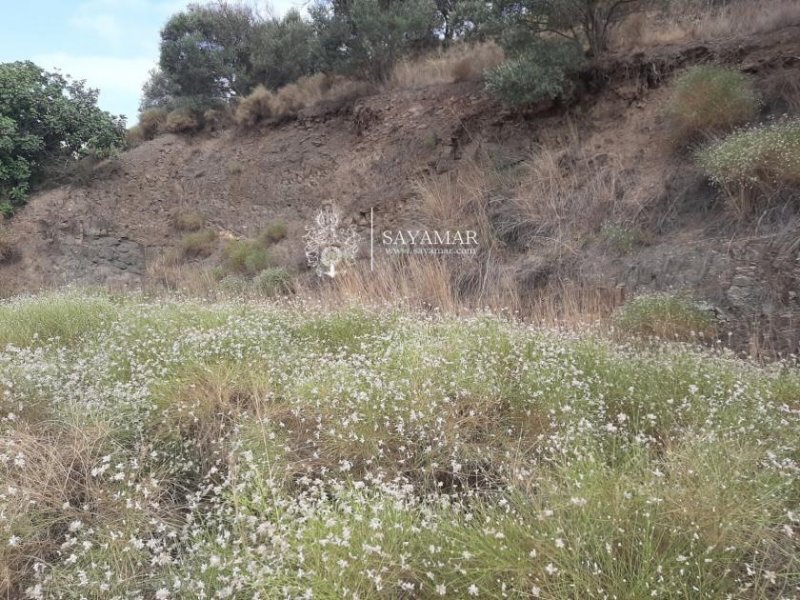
left=390, top=42, right=505, bottom=88
left=145, top=255, right=219, bottom=296
left=137, top=108, right=168, bottom=140
left=415, top=156, right=498, bottom=251
left=172, top=210, right=205, bottom=232
left=496, top=140, right=627, bottom=254
left=613, top=0, right=800, bottom=49
left=165, top=108, right=201, bottom=133
left=236, top=75, right=375, bottom=126
left=0, top=225, right=14, bottom=263
left=0, top=423, right=113, bottom=595
left=235, top=84, right=275, bottom=126
left=303, top=254, right=519, bottom=315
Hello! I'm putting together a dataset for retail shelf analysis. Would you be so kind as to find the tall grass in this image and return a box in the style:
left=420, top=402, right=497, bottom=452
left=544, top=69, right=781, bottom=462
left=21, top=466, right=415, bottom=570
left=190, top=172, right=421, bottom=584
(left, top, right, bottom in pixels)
left=390, top=42, right=505, bottom=88
left=0, top=292, right=116, bottom=346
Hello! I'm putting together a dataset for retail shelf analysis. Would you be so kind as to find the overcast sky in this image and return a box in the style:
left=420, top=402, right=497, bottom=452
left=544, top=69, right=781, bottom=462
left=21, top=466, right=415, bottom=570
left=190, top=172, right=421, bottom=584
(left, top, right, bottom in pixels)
left=0, top=0, right=302, bottom=124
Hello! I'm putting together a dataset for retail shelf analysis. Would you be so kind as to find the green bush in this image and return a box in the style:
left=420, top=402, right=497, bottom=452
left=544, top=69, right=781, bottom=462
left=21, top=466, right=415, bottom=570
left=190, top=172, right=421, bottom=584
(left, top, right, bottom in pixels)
left=696, top=120, right=800, bottom=197
left=223, top=239, right=274, bottom=276
left=486, top=40, right=585, bottom=106
left=666, top=66, right=759, bottom=144
left=613, top=293, right=716, bottom=342
left=259, top=222, right=288, bottom=244
left=180, top=229, right=217, bottom=258
left=0, top=61, right=126, bottom=209
left=252, top=267, right=293, bottom=297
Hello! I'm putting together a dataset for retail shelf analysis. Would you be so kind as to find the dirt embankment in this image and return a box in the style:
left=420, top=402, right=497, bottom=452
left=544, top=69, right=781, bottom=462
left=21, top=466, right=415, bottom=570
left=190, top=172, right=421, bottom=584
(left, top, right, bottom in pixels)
left=2, top=24, right=800, bottom=353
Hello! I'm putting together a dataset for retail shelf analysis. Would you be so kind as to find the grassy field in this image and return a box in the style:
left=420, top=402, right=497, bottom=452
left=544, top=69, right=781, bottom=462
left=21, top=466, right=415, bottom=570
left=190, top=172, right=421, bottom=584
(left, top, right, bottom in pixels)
left=1, top=292, right=799, bottom=599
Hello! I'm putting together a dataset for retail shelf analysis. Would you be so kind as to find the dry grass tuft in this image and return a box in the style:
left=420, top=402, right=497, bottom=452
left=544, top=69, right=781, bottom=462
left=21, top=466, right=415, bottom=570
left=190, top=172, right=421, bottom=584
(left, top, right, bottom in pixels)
left=0, top=424, right=113, bottom=596
left=165, top=108, right=201, bottom=133
left=172, top=210, right=205, bottom=232
left=496, top=141, right=628, bottom=253
left=235, top=85, right=276, bottom=126
left=137, top=108, right=168, bottom=140
left=390, top=42, right=505, bottom=88
left=613, top=0, right=800, bottom=49
left=236, top=76, right=375, bottom=126
left=415, top=156, right=497, bottom=251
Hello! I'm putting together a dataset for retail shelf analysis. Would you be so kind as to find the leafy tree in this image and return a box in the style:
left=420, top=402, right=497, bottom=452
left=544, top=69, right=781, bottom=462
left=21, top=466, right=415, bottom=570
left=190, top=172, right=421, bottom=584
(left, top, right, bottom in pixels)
left=0, top=61, right=126, bottom=211
left=250, top=10, right=318, bottom=90
left=158, top=1, right=259, bottom=100
left=492, top=0, right=646, bottom=56
left=140, top=68, right=180, bottom=111
left=312, top=0, right=440, bottom=82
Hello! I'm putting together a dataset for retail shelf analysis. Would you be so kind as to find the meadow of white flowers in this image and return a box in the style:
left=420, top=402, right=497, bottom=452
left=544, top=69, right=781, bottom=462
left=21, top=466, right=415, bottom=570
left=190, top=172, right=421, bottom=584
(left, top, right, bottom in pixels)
left=1, top=292, right=799, bottom=599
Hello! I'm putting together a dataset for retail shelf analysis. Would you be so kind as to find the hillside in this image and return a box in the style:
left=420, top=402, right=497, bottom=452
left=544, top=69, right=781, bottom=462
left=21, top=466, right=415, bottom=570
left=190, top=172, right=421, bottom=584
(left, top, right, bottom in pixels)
left=2, top=23, right=800, bottom=354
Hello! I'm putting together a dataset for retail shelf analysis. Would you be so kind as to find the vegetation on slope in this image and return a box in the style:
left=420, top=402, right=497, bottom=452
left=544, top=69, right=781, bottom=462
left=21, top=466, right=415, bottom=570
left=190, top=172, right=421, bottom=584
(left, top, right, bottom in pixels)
left=2, top=293, right=799, bottom=598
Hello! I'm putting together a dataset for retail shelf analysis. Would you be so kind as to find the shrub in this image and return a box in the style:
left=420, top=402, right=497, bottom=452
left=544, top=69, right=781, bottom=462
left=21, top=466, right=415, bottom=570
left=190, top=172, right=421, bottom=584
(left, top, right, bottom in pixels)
left=172, top=211, right=205, bottom=232
left=202, top=108, right=231, bottom=131
left=666, top=66, right=760, bottom=144
left=696, top=119, right=800, bottom=201
left=259, top=221, right=288, bottom=244
left=165, top=108, right=200, bottom=133
left=222, top=239, right=274, bottom=275
left=613, top=293, right=716, bottom=341
left=180, top=229, right=217, bottom=258
left=252, top=267, right=293, bottom=296
left=235, top=85, right=275, bottom=126
left=138, top=108, right=168, bottom=140
left=486, top=40, right=586, bottom=106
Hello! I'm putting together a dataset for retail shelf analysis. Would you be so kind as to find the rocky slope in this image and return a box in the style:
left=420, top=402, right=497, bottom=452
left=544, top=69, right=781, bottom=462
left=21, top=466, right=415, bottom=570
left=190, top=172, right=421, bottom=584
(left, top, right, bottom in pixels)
left=2, top=24, right=800, bottom=353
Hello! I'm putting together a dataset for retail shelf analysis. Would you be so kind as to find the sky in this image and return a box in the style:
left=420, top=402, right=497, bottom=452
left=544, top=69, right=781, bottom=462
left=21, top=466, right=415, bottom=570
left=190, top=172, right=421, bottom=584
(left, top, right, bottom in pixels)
left=0, top=0, right=301, bottom=124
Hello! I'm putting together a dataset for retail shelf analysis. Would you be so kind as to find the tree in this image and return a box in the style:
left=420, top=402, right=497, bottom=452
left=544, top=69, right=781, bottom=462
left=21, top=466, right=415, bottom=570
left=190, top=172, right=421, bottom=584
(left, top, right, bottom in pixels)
left=158, top=1, right=259, bottom=100
left=492, top=0, right=646, bottom=56
left=0, top=61, right=126, bottom=211
left=140, top=68, right=181, bottom=111
left=312, top=0, right=440, bottom=82
left=250, top=10, right=318, bottom=91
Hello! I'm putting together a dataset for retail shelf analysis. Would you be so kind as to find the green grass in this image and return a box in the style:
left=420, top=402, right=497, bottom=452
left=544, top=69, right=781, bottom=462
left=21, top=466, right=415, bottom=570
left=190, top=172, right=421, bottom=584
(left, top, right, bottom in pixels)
left=222, top=239, right=275, bottom=276
left=0, top=292, right=116, bottom=346
left=1, top=292, right=798, bottom=598
left=613, top=292, right=717, bottom=342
